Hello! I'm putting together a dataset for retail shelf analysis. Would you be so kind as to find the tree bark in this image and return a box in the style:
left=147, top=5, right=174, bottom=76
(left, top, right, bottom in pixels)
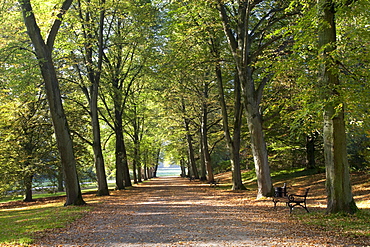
left=23, top=174, right=34, bottom=202
left=180, top=158, right=186, bottom=177
left=201, top=82, right=214, bottom=183
left=199, top=140, right=207, bottom=181
left=317, top=0, right=357, bottom=214
left=182, top=99, right=199, bottom=179
left=20, top=0, right=85, bottom=206
left=306, top=132, right=317, bottom=170
left=215, top=58, right=245, bottom=190
left=114, top=103, right=130, bottom=189
left=91, top=95, right=109, bottom=195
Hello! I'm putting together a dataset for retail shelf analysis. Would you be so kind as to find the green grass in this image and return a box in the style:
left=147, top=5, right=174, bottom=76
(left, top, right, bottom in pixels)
left=0, top=182, right=117, bottom=204
left=0, top=191, right=68, bottom=204
left=296, top=209, right=370, bottom=238
left=0, top=184, right=111, bottom=245
left=0, top=203, right=90, bottom=245
left=241, top=167, right=321, bottom=188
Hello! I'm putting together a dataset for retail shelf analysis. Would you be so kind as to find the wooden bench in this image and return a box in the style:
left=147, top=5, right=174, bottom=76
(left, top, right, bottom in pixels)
left=272, top=184, right=310, bottom=213
left=209, top=178, right=220, bottom=187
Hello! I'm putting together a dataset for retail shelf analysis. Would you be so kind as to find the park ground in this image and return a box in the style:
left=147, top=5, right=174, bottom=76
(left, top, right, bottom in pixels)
left=1, top=170, right=370, bottom=246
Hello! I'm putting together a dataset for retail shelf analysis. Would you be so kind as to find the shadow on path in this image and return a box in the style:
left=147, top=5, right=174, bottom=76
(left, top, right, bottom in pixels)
left=35, top=177, right=365, bottom=247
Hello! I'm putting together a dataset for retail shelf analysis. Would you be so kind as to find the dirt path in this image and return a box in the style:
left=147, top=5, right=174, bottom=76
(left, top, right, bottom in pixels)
left=34, top=177, right=365, bottom=246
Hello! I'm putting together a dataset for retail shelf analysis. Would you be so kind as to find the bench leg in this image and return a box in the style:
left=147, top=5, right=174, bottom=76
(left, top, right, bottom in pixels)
left=287, top=202, right=309, bottom=213
left=273, top=199, right=278, bottom=209
left=301, top=202, right=309, bottom=213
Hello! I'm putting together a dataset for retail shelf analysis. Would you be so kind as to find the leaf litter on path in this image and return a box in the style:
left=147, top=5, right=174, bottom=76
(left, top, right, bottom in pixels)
left=33, top=177, right=369, bottom=247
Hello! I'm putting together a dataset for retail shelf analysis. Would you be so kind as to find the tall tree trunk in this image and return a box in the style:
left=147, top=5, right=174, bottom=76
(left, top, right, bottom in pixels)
left=317, top=0, right=357, bottom=214
left=152, top=148, right=160, bottom=178
left=115, top=119, right=125, bottom=190
left=133, top=117, right=141, bottom=183
left=216, top=64, right=245, bottom=190
left=199, top=142, right=207, bottom=181
left=20, top=0, right=85, bottom=206
left=91, top=96, right=109, bottom=195
left=201, top=82, right=214, bottom=183
left=132, top=155, right=138, bottom=184
left=57, top=165, right=64, bottom=192
left=185, top=130, right=198, bottom=178
left=79, top=0, right=109, bottom=196
left=182, top=100, right=199, bottom=179
left=113, top=92, right=132, bottom=189
left=114, top=102, right=132, bottom=189
left=244, top=93, right=272, bottom=197
left=180, top=158, right=186, bottom=178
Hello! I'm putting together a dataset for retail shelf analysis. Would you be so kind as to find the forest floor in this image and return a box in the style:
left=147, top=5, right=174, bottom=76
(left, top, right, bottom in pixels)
left=29, top=172, right=370, bottom=247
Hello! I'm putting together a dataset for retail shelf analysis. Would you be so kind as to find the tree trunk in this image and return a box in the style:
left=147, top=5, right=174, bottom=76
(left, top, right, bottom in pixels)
left=245, top=98, right=273, bottom=198
left=153, top=148, right=160, bottom=178
left=114, top=104, right=128, bottom=189
left=133, top=119, right=141, bottom=183
left=114, top=94, right=132, bottom=189
left=23, top=174, right=34, bottom=202
left=91, top=101, right=109, bottom=195
left=81, top=3, right=109, bottom=196
left=199, top=134, right=207, bottom=181
left=306, top=132, right=316, bottom=170
left=317, top=0, right=357, bottom=214
left=20, top=0, right=85, bottom=206
left=180, top=158, right=186, bottom=178
left=216, top=64, right=245, bottom=190
left=182, top=100, right=199, bottom=179
left=132, top=158, right=138, bottom=184
left=138, top=162, right=142, bottom=183
left=57, top=165, right=64, bottom=192
left=201, top=83, right=214, bottom=183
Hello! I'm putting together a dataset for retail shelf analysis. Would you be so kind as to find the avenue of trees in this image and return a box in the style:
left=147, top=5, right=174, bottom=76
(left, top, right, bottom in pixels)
left=0, top=0, right=368, bottom=213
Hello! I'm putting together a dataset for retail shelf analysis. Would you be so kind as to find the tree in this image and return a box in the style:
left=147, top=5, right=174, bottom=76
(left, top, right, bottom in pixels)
left=317, top=0, right=358, bottom=214
left=216, top=0, right=298, bottom=197
left=216, top=67, right=246, bottom=190
left=64, top=0, right=110, bottom=196
left=19, top=0, right=85, bottom=205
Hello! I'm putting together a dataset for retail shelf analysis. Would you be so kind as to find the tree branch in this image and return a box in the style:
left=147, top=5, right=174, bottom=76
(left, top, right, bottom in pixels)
left=46, top=0, right=73, bottom=49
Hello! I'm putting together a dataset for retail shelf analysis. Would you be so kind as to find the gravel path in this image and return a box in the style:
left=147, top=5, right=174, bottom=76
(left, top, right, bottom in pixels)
left=34, top=177, right=365, bottom=247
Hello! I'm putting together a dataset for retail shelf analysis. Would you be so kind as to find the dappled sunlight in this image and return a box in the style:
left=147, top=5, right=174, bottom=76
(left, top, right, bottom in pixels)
left=32, top=175, right=370, bottom=246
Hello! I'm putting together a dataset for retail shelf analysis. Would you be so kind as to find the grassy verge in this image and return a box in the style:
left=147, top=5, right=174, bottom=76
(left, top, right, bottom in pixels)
left=0, top=202, right=91, bottom=245
left=0, top=184, right=114, bottom=245
left=296, top=210, right=370, bottom=238
left=0, top=182, right=116, bottom=204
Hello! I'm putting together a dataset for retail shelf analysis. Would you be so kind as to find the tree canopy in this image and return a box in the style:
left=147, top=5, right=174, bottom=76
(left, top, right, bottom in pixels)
left=0, top=0, right=368, bottom=213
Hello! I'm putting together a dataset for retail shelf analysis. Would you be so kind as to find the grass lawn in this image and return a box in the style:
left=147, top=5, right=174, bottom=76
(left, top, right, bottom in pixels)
left=0, top=184, right=113, bottom=245
left=0, top=202, right=91, bottom=245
